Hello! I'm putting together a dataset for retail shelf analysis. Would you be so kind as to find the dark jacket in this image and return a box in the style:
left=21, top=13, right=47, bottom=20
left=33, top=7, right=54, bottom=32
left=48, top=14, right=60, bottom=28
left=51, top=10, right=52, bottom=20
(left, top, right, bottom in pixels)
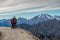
left=13, top=18, right=17, bottom=24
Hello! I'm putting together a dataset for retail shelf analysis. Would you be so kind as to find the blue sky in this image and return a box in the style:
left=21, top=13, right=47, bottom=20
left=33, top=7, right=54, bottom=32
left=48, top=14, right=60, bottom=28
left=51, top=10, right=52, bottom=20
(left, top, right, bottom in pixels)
left=12, top=9, right=60, bottom=19
left=0, top=9, right=60, bottom=19
left=0, top=0, right=60, bottom=19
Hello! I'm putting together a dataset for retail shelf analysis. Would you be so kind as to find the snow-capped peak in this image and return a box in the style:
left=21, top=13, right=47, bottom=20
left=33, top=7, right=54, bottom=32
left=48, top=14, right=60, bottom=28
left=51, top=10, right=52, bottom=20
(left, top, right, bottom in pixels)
left=54, top=15, right=60, bottom=20
left=39, top=14, right=54, bottom=20
left=31, top=14, right=54, bottom=21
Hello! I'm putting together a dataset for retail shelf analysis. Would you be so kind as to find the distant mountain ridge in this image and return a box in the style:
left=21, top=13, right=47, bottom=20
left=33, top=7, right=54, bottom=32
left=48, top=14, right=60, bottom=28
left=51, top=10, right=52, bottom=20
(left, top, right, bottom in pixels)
left=29, top=14, right=54, bottom=24
left=0, top=14, right=60, bottom=26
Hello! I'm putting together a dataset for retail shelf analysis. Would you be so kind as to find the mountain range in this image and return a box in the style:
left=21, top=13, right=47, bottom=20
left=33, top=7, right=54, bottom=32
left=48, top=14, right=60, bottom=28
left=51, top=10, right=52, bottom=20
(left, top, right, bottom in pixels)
left=29, top=18, right=60, bottom=36
left=0, top=14, right=60, bottom=26
left=0, top=14, right=60, bottom=40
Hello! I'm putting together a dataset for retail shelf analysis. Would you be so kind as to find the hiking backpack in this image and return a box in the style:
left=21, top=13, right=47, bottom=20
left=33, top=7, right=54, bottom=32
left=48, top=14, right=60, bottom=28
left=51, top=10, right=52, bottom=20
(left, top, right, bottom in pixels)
left=11, top=19, right=15, bottom=24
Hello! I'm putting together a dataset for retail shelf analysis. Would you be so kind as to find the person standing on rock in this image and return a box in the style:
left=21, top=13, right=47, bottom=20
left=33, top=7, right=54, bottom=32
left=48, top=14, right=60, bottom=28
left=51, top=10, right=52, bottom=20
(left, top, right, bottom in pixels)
left=11, top=16, right=17, bottom=28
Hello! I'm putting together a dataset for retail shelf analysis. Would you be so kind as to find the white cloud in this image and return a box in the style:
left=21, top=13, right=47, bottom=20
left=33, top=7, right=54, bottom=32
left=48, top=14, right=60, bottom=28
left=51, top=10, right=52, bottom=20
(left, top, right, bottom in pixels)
left=0, top=7, right=60, bottom=16
left=0, top=0, right=59, bottom=19
left=0, top=0, right=60, bottom=12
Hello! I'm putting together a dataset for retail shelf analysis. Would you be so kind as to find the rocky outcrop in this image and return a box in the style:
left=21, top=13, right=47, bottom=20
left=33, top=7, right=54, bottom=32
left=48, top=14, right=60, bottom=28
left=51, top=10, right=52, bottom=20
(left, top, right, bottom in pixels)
left=0, top=27, right=39, bottom=40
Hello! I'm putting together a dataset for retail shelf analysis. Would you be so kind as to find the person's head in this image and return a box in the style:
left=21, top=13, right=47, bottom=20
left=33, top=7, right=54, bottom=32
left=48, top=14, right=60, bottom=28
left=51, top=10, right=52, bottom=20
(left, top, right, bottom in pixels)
left=14, top=16, right=15, bottom=18
left=12, top=16, right=16, bottom=19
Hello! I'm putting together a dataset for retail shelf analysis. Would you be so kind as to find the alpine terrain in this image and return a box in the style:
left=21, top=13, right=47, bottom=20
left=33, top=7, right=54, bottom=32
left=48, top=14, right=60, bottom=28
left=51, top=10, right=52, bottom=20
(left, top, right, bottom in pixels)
left=0, top=27, right=39, bottom=40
